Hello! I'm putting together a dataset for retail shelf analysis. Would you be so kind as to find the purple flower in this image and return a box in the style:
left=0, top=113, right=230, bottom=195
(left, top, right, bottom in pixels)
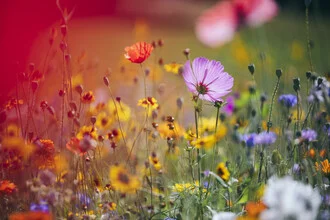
left=222, top=95, right=235, bottom=116
left=182, top=57, right=234, bottom=102
left=278, top=94, right=297, bottom=108
left=301, top=129, right=317, bottom=142
left=254, top=131, right=277, bottom=145
left=30, top=203, right=49, bottom=212
left=239, top=133, right=257, bottom=148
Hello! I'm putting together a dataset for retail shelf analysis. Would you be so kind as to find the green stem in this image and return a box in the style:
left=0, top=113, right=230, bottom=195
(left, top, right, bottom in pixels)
left=267, top=76, right=280, bottom=132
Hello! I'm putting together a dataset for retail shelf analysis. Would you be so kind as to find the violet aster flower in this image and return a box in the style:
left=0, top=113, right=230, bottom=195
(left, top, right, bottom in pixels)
left=278, top=94, right=297, bottom=108
left=301, top=129, right=317, bottom=142
left=254, top=131, right=277, bottom=145
left=182, top=57, right=234, bottom=102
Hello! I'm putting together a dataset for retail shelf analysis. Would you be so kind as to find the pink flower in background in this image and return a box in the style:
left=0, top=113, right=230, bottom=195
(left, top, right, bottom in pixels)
left=196, top=0, right=278, bottom=48
left=182, top=57, right=234, bottom=102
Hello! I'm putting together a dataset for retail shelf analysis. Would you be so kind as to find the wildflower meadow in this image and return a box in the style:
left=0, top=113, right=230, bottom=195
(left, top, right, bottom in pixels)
left=1, top=0, right=330, bottom=219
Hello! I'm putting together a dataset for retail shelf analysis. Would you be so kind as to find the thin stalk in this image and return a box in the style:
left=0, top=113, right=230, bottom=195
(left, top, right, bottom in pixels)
left=267, top=76, right=281, bottom=132
left=195, top=108, right=203, bottom=219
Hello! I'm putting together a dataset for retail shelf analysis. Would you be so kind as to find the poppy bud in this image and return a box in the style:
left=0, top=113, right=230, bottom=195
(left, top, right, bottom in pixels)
left=65, top=54, right=71, bottom=63
left=60, top=24, right=67, bottom=36
left=103, top=76, right=109, bottom=87
left=59, top=90, right=66, bottom=97
left=40, top=101, right=48, bottom=110
left=145, top=68, right=150, bottom=76
left=176, top=97, right=184, bottom=109
left=152, top=122, right=158, bottom=129
left=90, top=116, right=97, bottom=125
left=158, top=39, right=164, bottom=47
left=166, top=116, right=174, bottom=122
left=60, top=41, right=67, bottom=52
left=183, top=48, right=190, bottom=57
left=158, top=58, right=164, bottom=66
left=75, top=85, right=83, bottom=95
left=67, top=110, right=75, bottom=118
left=69, top=102, right=77, bottom=111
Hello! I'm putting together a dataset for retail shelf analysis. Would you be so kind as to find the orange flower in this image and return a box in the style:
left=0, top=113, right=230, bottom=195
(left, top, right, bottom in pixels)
left=124, top=42, right=153, bottom=63
left=9, top=211, right=53, bottom=220
left=0, top=180, right=17, bottom=194
left=34, top=139, right=55, bottom=169
left=245, top=201, right=267, bottom=218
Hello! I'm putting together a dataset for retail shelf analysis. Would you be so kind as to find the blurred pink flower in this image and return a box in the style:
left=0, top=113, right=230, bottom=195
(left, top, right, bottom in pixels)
left=196, top=0, right=278, bottom=48
left=182, top=57, right=234, bottom=102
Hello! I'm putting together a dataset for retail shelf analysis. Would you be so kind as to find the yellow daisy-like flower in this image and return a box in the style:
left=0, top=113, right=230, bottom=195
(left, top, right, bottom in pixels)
left=76, top=126, right=97, bottom=140
left=137, top=97, right=159, bottom=110
left=158, top=122, right=185, bottom=139
left=109, top=165, right=141, bottom=194
left=95, top=112, right=113, bottom=130
left=108, top=202, right=117, bottom=211
left=149, top=153, right=162, bottom=171
left=216, top=162, right=230, bottom=182
left=164, top=62, right=183, bottom=74
left=172, top=181, right=206, bottom=193
left=108, top=100, right=131, bottom=122
left=191, top=135, right=216, bottom=149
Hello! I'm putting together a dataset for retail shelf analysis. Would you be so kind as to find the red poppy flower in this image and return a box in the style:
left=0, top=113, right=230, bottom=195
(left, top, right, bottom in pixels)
left=124, top=42, right=154, bottom=64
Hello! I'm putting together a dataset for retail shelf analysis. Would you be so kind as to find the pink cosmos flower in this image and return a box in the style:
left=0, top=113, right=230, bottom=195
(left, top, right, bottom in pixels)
left=196, top=0, right=278, bottom=48
left=182, top=57, right=234, bottom=102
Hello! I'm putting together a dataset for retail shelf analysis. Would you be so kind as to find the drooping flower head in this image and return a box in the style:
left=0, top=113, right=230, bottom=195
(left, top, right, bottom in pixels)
left=182, top=57, right=234, bottom=102
left=278, top=94, right=297, bottom=108
left=124, top=42, right=153, bottom=64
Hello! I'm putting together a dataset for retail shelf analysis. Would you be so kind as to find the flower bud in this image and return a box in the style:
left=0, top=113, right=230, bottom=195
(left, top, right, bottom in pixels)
left=248, top=64, right=255, bottom=75
left=176, top=97, right=184, bottom=109
left=103, top=76, right=109, bottom=87
left=293, top=78, right=300, bottom=92
left=75, top=85, right=83, bottom=95
left=276, top=69, right=282, bottom=78
left=183, top=48, right=190, bottom=58
left=59, top=89, right=66, bottom=97
left=60, top=24, right=67, bottom=36
left=90, top=116, right=97, bottom=125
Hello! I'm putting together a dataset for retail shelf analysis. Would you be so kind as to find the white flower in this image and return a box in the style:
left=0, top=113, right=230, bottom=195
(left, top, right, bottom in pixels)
left=261, top=176, right=321, bottom=220
left=207, top=207, right=236, bottom=220
left=212, top=212, right=236, bottom=220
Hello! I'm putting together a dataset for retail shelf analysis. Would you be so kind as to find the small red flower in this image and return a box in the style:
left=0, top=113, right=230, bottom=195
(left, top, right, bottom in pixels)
left=124, top=42, right=154, bottom=64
